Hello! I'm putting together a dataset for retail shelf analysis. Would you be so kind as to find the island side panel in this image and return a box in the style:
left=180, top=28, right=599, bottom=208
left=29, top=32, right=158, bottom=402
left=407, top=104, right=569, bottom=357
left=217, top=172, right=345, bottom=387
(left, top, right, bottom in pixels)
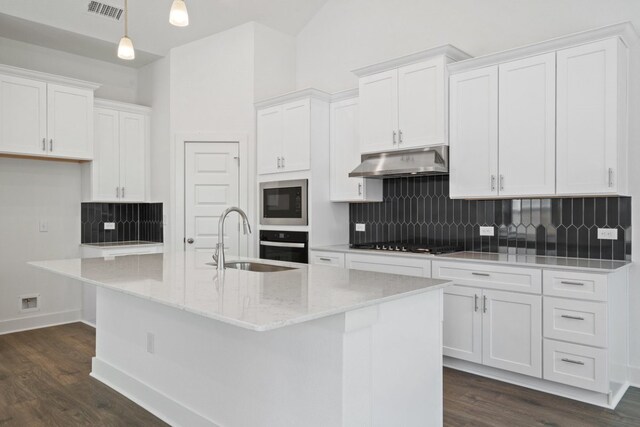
left=91, top=286, right=443, bottom=427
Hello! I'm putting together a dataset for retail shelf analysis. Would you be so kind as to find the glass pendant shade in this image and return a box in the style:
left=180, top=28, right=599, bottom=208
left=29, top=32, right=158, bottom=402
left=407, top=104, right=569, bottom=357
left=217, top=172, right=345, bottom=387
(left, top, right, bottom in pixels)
left=170, top=0, right=189, bottom=27
left=118, top=36, right=135, bottom=60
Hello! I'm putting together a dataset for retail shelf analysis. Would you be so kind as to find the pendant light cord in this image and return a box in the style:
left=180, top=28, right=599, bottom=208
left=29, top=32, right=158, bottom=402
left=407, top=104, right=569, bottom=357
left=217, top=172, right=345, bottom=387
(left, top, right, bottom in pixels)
left=124, top=0, right=129, bottom=37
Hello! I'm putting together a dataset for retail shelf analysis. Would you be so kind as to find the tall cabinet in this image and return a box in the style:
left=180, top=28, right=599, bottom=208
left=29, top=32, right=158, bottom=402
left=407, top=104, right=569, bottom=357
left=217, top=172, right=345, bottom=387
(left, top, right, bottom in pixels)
left=82, top=99, right=150, bottom=202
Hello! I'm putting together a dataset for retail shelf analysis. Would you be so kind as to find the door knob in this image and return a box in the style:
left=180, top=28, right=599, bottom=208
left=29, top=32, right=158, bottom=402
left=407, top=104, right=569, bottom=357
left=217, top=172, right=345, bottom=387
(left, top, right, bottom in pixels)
left=186, top=238, right=194, bottom=244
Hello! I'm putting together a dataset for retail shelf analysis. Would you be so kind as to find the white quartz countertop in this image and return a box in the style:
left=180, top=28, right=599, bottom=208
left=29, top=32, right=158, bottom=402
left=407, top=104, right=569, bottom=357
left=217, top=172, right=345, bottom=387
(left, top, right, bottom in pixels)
left=80, top=241, right=164, bottom=248
left=29, top=252, right=450, bottom=332
left=311, top=245, right=630, bottom=272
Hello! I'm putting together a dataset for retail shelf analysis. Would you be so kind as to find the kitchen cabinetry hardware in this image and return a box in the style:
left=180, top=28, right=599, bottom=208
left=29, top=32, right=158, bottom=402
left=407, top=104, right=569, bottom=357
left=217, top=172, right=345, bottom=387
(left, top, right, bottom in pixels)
left=483, top=295, right=488, bottom=313
left=560, top=281, right=584, bottom=286
left=122, top=187, right=125, bottom=198
left=259, top=241, right=306, bottom=249
left=116, top=187, right=120, bottom=198
left=561, top=358, right=585, bottom=366
left=319, top=257, right=332, bottom=262
left=186, top=238, right=194, bottom=244
left=561, top=314, right=585, bottom=321
left=392, top=130, right=397, bottom=145
left=608, top=168, right=613, bottom=187
left=399, top=129, right=403, bottom=144
left=42, top=138, right=46, bottom=151
left=277, top=157, right=281, bottom=168
left=474, top=294, right=479, bottom=312
left=472, top=272, right=490, bottom=277
left=499, top=175, right=504, bottom=190
left=358, top=183, right=362, bottom=195
left=49, top=139, right=53, bottom=151
left=491, top=175, right=496, bottom=191
left=282, top=157, right=285, bottom=168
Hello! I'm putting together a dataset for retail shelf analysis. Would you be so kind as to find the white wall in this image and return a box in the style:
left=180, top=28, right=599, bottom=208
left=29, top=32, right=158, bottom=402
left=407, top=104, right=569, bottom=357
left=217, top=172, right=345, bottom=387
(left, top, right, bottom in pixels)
left=296, top=0, right=640, bottom=92
left=0, top=158, right=82, bottom=333
left=0, top=38, right=139, bottom=333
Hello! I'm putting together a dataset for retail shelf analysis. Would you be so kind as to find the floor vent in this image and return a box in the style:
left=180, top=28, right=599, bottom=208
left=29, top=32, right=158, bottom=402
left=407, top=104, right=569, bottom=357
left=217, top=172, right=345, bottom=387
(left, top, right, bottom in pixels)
left=20, top=294, right=40, bottom=313
left=87, top=1, right=123, bottom=21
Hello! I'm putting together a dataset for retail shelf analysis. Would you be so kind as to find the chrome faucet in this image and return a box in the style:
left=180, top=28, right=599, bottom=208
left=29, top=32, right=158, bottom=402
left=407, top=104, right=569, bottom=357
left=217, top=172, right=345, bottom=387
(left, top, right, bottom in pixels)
left=212, top=207, right=252, bottom=270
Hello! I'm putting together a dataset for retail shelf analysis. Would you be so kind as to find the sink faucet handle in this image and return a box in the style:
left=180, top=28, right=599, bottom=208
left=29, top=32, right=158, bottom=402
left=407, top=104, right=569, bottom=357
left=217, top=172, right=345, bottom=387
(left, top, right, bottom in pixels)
left=243, top=220, right=252, bottom=235
left=212, top=244, right=220, bottom=264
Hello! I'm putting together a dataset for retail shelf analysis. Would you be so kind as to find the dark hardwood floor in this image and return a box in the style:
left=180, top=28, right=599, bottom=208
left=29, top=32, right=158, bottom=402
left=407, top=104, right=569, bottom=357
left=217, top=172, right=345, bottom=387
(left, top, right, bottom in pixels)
left=1, top=323, right=639, bottom=426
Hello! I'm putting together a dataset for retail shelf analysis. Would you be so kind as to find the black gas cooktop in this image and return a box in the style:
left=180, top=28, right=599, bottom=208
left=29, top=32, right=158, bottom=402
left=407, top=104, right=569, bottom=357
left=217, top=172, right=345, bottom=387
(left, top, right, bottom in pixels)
left=349, top=242, right=462, bottom=255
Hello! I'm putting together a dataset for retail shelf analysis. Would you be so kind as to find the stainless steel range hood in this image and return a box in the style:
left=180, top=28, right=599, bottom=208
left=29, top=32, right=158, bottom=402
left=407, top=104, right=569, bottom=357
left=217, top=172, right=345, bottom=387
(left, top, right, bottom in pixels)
left=349, top=145, right=448, bottom=179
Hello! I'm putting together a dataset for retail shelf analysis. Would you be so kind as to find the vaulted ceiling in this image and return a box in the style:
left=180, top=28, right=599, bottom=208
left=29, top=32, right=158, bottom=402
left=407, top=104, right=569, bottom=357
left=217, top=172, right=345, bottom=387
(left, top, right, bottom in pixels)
left=0, top=0, right=329, bottom=67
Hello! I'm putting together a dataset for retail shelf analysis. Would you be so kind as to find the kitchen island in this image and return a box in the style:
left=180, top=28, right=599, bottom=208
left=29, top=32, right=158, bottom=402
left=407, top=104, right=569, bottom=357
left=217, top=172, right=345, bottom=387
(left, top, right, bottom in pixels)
left=30, top=252, right=451, bottom=427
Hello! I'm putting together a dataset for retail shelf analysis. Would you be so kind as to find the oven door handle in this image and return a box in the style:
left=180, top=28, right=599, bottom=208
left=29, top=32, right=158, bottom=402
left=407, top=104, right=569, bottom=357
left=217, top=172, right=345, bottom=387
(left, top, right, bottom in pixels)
left=259, top=241, right=306, bottom=248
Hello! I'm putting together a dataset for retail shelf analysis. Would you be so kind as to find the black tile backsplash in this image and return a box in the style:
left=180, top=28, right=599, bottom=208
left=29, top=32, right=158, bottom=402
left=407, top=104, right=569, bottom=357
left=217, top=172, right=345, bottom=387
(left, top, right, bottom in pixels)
left=350, top=176, right=631, bottom=261
left=81, top=203, right=163, bottom=244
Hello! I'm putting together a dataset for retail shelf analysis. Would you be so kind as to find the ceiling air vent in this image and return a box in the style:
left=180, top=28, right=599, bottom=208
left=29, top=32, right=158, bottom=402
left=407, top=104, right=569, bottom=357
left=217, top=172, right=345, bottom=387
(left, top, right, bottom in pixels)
left=87, top=1, right=124, bottom=21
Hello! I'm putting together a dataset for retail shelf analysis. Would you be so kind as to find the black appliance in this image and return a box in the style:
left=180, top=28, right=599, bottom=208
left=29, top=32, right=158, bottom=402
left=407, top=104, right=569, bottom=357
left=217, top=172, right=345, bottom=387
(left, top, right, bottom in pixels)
left=350, top=242, right=462, bottom=255
left=260, top=230, right=309, bottom=264
left=259, top=179, right=308, bottom=226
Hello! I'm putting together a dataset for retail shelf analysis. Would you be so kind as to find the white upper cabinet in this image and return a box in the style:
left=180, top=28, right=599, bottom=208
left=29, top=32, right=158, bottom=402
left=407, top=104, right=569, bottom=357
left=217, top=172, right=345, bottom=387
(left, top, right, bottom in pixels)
left=329, top=95, right=382, bottom=202
left=281, top=99, right=311, bottom=173
left=0, top=67, right=97, bottom=161
left=356, top=47, right=470, bottom=155
left=0, top=75, right=47, bottom=155
left=498, top=53, right=556, bottom=197
left=47, top=84, right=93, bottom=159
left=256, top=90, right=330, bottom=176
left=84, top=100, right=149, bottom=202
left=449, top=66, right=499, bottom=198
left=556, top=38, right=627, bottom=195
left=398, top=58, right=446, bottom=149
left=359, top=70, right=399, bottom=153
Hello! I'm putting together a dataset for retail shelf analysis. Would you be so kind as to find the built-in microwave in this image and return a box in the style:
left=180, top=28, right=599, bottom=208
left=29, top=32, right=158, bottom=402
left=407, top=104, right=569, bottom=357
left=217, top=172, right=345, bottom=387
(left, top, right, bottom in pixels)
left=259, top=179, right=308, bottom=226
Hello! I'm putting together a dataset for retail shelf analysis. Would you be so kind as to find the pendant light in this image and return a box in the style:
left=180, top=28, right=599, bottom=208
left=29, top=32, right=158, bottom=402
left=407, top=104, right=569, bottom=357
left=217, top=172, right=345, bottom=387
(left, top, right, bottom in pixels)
left=169, top=0, right=189, bottom=27
left=118, top=0, right=135, bottom=60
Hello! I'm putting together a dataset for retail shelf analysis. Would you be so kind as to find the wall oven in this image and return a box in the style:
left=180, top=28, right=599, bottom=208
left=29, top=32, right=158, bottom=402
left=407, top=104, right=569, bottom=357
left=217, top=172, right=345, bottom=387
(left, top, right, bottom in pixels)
left=260, top=179, right=308, bottom=226
left=259, top=230, right=309, bottom=264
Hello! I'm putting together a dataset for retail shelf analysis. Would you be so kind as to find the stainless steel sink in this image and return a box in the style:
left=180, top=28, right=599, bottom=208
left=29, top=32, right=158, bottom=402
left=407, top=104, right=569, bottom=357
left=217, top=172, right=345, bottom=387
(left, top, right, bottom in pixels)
left=207, top=262, right=296, bottom=272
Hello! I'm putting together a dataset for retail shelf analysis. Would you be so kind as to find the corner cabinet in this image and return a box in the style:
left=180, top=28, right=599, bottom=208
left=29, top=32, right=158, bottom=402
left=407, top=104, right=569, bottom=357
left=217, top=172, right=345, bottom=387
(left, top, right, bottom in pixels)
left=256, top=90, right=331, bottom=175
left=355, top=46, right=470, bottom=154
left=0, top=68, right=97, bottom=160
left=82, top=99, right=150, bottom=202
left=449, top=33, right=630, bottom=198
left=329, top=93, right=382, bottom=202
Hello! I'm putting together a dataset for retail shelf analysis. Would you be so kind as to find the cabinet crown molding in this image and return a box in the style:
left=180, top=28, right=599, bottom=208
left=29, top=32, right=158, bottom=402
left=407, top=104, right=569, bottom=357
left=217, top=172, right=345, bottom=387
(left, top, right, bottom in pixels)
left=0, top=63, right=101, bottom=90
left=449, top=21, right=640, bottom=75
left=352, top=44, right=471, bottom=77
left=95, top=98, right=152, bottom=115
left=255, top=88, right=332, bottom=109
left=330, top=88, right=359, bottom=102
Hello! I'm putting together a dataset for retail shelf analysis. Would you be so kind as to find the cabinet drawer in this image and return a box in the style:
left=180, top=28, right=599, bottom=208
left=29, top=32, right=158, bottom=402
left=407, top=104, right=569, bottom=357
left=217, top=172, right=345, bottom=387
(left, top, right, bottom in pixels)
left=432, top=261, right=541, bottom=294
left=543, top=270, right=608, bottom=301
left=310, top=251, right=345, bottom=268
left=543, top=297, right=607, bottom=347
left=346, top=253, right=431, bottom=277
left=543, top=339, right=608, bottom=393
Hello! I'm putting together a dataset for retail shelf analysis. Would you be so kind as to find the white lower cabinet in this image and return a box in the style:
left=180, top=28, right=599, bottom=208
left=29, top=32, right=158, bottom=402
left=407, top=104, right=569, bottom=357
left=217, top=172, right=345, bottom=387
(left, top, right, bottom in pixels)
left=443, top=285, right=482, bottom=363
left=309, top=250, right=345, bottom=268
left=543, top=339, right=608, bottom=393
left=345, top=253, right=431, bottom=277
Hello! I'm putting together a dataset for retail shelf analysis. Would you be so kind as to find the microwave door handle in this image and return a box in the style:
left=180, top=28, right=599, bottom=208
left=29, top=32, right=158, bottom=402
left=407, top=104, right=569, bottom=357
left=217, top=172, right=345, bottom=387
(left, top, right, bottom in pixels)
left=259, top=241, right=306, bottom=248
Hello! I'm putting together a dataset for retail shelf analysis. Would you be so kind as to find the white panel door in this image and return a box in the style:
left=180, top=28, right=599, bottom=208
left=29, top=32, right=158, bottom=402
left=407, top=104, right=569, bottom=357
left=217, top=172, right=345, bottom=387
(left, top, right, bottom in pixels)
left=0, top=75, right=47, bottom=155
left=443, top=285, right=482, bottom=363
left=498, top=53, right=556, bottom=197
left=398, top=58, right=445, bottom=148
left=46, top=84, right=93, bottom=159
left=330, top=97, right=364, bottom=201
left=185, top=142, right=240, bottom=265
left=359, top=70, right=399, bottom=153
left=119, top=112, right=146, bottom=202
left=257, top=106, right=282, bottom=175
left=556, top=38, right=621, bottom=195
left=281, top=99, right=311, bottom=172
left=449, top=66, right=499, bottom=198
left=482, top=289, right=542, bottom=377
left=93, top=108, right=120, bottom=201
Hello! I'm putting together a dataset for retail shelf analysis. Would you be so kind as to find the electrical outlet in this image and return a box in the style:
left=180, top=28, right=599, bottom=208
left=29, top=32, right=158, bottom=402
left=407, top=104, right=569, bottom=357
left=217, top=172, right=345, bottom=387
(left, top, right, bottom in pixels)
left=146, top=332, right=155, bottom=354
left=597, top=228, right=618, bottom=240
left=479, top=226, right=494, bottom=237
left=104, top=222, right=116, bottom=230
left=39, top=220, right=48, bottom=232
left=355, top=223, right=366, bottom=232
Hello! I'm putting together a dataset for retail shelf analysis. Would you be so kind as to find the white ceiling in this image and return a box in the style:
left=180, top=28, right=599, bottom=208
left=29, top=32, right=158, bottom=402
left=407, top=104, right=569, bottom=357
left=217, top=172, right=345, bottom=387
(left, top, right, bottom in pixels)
left=0, top=0, right=329, bottom=67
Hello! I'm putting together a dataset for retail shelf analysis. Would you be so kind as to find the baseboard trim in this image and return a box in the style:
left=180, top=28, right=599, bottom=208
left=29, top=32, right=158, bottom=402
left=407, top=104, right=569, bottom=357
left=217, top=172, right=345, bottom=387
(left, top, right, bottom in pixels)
left=0, top=309, right=82, bottom=336
left=91, top=358, right=218, bottom=427
left=80, top=319, right=96, bottom=328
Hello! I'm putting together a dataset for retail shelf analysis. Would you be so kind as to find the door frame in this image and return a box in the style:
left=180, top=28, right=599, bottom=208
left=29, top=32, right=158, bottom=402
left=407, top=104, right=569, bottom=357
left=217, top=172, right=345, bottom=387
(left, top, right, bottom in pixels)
left=173, top=132, right=249, bottom=256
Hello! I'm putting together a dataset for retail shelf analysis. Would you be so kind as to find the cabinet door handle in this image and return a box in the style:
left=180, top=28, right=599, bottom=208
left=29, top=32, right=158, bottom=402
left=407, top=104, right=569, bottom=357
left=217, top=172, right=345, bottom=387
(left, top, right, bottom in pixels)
left=122, top=187, right=125, bottom=198
left=42, top=138, right=46, bottom=151
left=281, top=157, right=285, bottom=168
left=116, top=187, right=120, bottom=198
left=358, top=183, right=363, bottom=196
left=483, top=295, right=487, bottom=313
left=472, top=272, right=490, bottom=277
left=277, top=157, right=281, bottom=168
left=608, top=168, right=614, bottom=187
left=49, top=139, right=53, bottom=151
left=474, top=294, right=479, bottom=312
left=319, top=257, right=332, bottom=262
left=399, top=129, right=403, bottom=144
left=491, top=175, right=496, bottom=191
left=560, top=281, right=584, bottom=286
left=561, top=314, right=585, bottom=321
left=392, top=130, right=397, bottom=145
left=499, top=175, right=504, bottom=191
left=561, top=358, right=585, bottom=366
